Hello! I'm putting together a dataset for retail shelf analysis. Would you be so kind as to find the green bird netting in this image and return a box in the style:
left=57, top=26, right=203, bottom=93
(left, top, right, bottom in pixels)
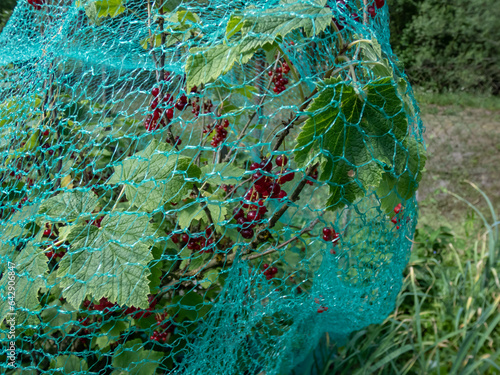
left=0, top=0, right=426, bottom=373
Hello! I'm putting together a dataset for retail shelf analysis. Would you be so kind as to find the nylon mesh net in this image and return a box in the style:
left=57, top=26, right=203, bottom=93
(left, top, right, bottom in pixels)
left=0, top=0, right=426, bottom=373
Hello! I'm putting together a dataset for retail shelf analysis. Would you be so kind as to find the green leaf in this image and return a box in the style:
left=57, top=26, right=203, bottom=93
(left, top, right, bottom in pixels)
left=177, top=202, right=205, bottom=229
left=295, top=76, right=425, bottom=211
left=201, top=162, right=245, bottom=185
left=93, top=0, right=126, bottom=18
left=226, top=15, right=244, bottom=38
left=49, top=355, right=89, bottom=375
left=57, top=213, right=156, bottom=308
left=177, top=198, right=228, bottom=230
left=111, top=339, right=163, bottom=375
left=185, top=39, right=263, bottom=91
left=239, top=2, right=332, bottom=42
left=199, top=268, right=219, bottom=289
left=169, top=291, right=210, bottom=321
left=162, top=0, right=183, bottom=12
left=0, top=242, right=49, bottom=322
left=108, top=140, right=201, bottom=212
left=38, top=191, right=99, bottom=224
left=294, top=77, right=344, bottom=166
left=40, top=300, right=78, bottom=334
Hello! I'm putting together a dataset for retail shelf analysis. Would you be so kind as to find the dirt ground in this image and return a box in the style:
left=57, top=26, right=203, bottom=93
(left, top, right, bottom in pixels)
left=417, top=104, right=500, bottom=229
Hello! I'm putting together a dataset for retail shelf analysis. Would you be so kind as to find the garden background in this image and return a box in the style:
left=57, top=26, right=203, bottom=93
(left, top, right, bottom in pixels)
left=1, top=0, right=499, bottom=373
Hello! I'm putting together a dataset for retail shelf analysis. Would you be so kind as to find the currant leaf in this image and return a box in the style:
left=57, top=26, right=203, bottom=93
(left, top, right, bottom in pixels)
left=0, top=241, right=49, bottom=322
left=57, top=213, right=156, bottom=308
left=108, top=140, right=201, bottom=212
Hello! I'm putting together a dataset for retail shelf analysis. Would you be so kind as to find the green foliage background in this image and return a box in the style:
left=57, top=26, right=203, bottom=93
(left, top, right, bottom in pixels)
left=389, top=0, right=500, bottom=95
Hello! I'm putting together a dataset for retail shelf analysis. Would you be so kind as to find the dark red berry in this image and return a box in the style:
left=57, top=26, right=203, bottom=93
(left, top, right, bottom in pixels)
left=323, top=227, right=332, bottom=236
left=181, top=234, right=189, bottom=243
left=247, top=210, right=258, bottom=221
left=368, top=6, right=376, bottom=17
left=394, top=203, right=402, bottom=214
left=42, top=129, right=49, bottom=136
left=250, top=162, right=260, bottom=171
left=260, top=159, right=272, bottom=172
left=375, top=0, right=384, bottom=8
left=152, top=87, right=160, bottom=96
left=277, top=191, right=287, bottom=200
left=275, top=155, right=288, bottom=167
left=43, top=229, right=51, bottom=237
left=391, top=217, right=398, bottom=224
left=240, top=228, right=254, bottom=239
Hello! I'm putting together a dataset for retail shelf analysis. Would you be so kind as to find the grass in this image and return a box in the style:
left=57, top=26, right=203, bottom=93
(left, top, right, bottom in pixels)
left=415, top=89, right=500, bottom=236
left=414, top=88, right=500, bottom=112
left=311, top=185, right=500, bottom=374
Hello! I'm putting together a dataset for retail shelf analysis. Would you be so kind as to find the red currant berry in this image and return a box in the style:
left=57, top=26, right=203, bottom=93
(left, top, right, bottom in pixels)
left=368, top=6, right=376, bottom=17
left=240, top=228, right=254, bottom=239
left=277, top=191, right=287, bottom=200
left=42, top=129, right=49, bottom=136
left=250, top=162, right=260, bottom=171
left=394, top=203, right=402, bottom=214
left=152, top=87, right=160, bottom=97
left=275, top=155, right=288, bottom=167
left=260, top=159, right=272, bottom=172
left=375, top=0, right=384, bottom=8
left=247, top=210, right=258, bottom=221
left=181, top=234, right=189, bottom=243
left=43, top=229, right=51, bottom=237
left=263, top=263, right=269, bottom=269
left=323, top=227, right=332, bottom=236
left=391, top=217, right=398, bottom=224
left=322, top=234, right=330, bottom=241
left=166, top=108, right=174, bottom=120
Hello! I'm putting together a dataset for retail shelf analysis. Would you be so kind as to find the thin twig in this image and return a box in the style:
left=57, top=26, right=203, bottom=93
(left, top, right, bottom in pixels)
left=222, top=52, right=282, bottom=163
left=245, top=217, right=321, bottom=261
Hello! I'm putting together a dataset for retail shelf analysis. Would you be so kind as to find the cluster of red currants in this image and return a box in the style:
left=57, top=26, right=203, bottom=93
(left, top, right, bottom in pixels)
left=262, top=264, right=278, bottom=280
left=251, top=155, right=295, bottom=198
left=151, top=313, right=175, bottom=342
left=368, top=0, right=385, bottom=17
left=83, top=297, right=117, bottom=314
left=206, top=119, right=229, bottom=147
left=144, top=80, right=190, bottom=132
left=172, top=227, right=214, bottom=253
left=322, top=227, right=339, bottom=244
left=391, top=203, right=403, bottom=229
left=45, top=250, right=65, bottom=260
left=232, top=156, right=296, bottom=239
left=268, top=60, right=291, bottom=94
left=323, top=227, right=340, bottom=254
left=314, top=297, right=329, bottom=313
left=221, top=184, right=234, bottom=193
left=27, top=0, right=45, bottom=10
